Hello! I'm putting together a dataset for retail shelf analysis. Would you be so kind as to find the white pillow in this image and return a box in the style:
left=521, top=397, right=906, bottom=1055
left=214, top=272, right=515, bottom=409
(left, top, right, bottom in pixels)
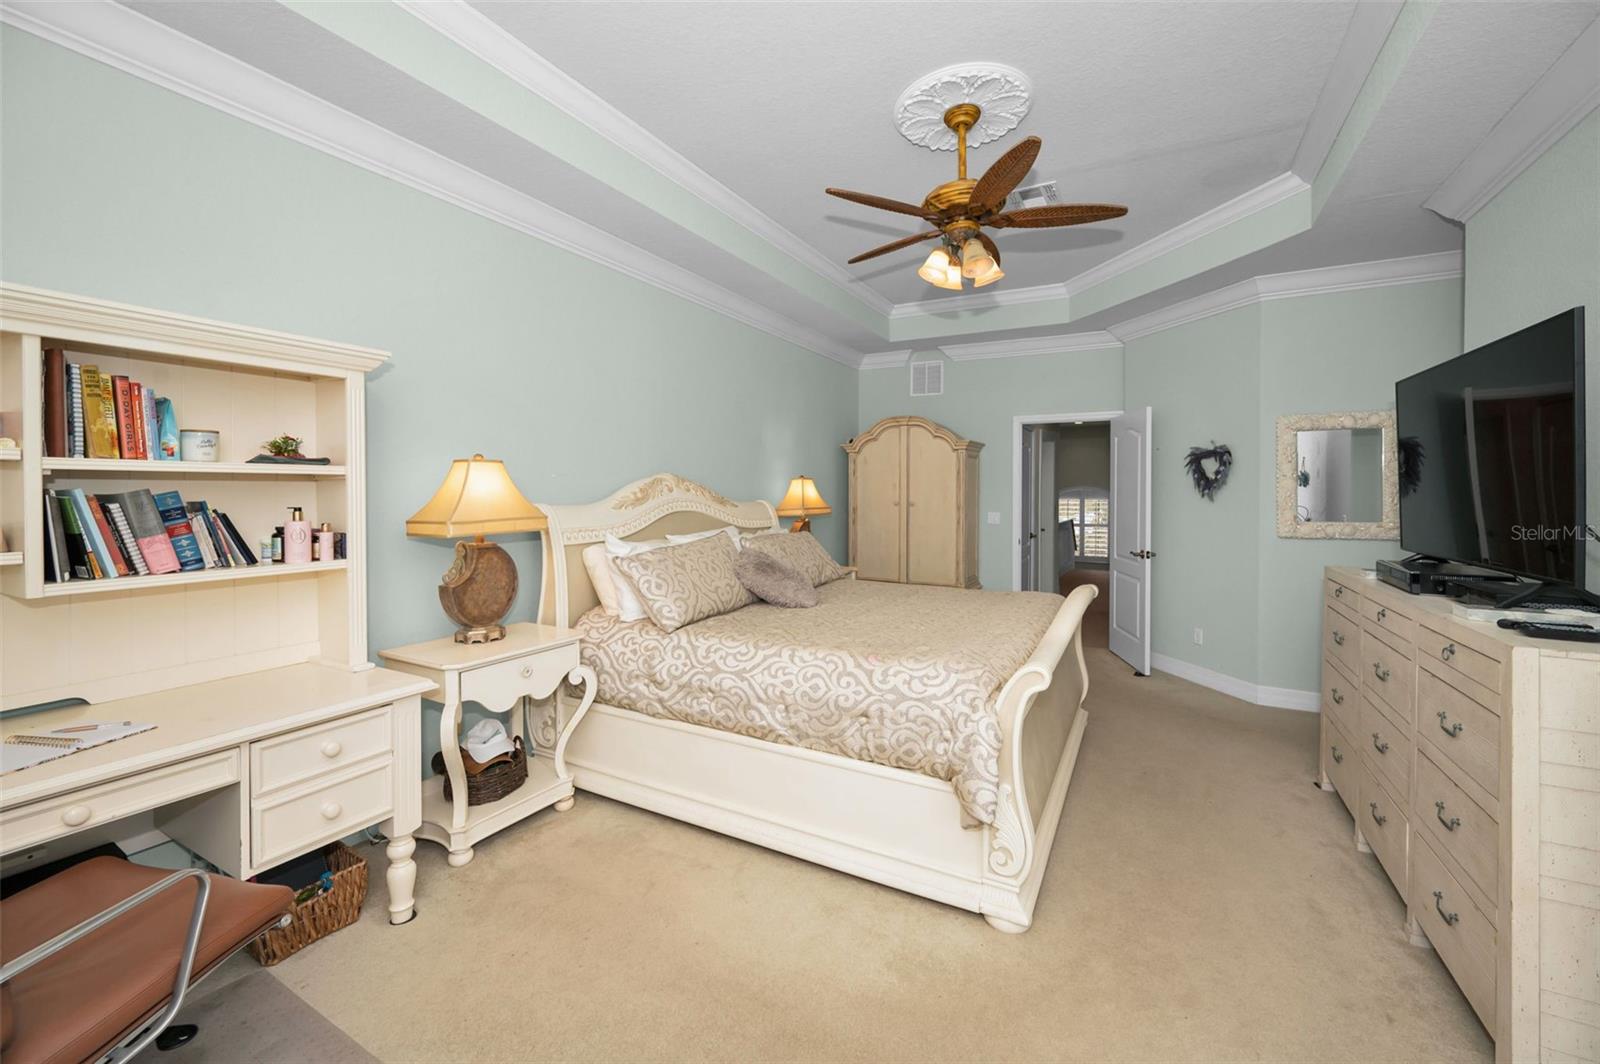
left=666, top=526, right=743, bottom=550
left=581, top=543, right=622, bottom=616
left=604, top=533, right=670, bottom=622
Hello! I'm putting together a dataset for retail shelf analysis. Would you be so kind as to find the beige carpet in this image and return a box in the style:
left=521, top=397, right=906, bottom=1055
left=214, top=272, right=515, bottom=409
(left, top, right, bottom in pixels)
left=237, top=648, right=1490, bottom=1063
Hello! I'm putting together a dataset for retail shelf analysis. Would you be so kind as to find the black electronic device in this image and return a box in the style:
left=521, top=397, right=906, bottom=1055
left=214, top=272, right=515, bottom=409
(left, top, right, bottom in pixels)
left=1495, top=618, right=1600, bottom=643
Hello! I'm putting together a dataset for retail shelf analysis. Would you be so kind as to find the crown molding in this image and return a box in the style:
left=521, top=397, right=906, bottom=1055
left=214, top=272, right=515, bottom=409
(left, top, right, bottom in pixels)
left=1108, top=250, right=1462, bottom=341
left=887, top=282, right=1070, bottom=320
left=395, top=0, right=895, bottom=321
left=939, top=331, right=1120, bottom=362
left=859, top=349, right=915, bottom=370
left=0, top=1, right=863, bottom=368
left=1290, top=1, right=1406, bottom=181
left=1424, top=16, right=1600, bottom=223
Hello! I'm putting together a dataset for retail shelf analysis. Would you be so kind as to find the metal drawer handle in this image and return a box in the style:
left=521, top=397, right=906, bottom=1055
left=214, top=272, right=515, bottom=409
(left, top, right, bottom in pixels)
left=521, top=665, right=533, bottom=679
left=1334, top=586, right=1343, bottom=598
left=1372, top=733, right=1389, bottom=754
left=1437, top=710, right=1464, bottom=738
left=1330, top=745, right=1344, bottom=764
left=1441, top=643, right=1456, bottom=661
left=1331, top=687, right=1345, bottom=705
left=321, top=740, right=342, bottom=759
left=1377, top=607, right=1388, bottom=621
left=321, top=801, right=343, bottom=821
left=1433, top=890, right=1459, bottom=926
left=1332, top=631, right=1345, bottom=646
left=61, top=804, right=92, bottom=827
left=1372, top=662, right=1390, bottom=682
left=1369, top=801, right=1387, bottom=827
left=1435, top=800, right=1461, bottom=832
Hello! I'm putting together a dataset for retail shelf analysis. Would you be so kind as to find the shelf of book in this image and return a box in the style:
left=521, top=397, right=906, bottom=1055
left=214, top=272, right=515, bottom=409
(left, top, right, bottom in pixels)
left=42, top=458, right=347, bottom=477
left=37, top=559, right=347, bottom=598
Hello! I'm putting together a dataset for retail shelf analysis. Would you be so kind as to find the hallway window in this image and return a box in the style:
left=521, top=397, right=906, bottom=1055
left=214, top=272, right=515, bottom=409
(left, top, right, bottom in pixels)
left=1058, top=488, right=1110, bottom=561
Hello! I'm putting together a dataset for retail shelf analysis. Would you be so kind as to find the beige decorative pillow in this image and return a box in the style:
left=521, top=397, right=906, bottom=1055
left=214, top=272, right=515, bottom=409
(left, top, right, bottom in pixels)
left=743, top=531, right=847, bottom=587
left=610, top=534, right=754, bottom=633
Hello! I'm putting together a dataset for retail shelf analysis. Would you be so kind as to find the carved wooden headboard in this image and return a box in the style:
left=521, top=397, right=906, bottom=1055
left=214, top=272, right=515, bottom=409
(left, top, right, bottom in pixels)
left=534, top=473, right=778, bottom=627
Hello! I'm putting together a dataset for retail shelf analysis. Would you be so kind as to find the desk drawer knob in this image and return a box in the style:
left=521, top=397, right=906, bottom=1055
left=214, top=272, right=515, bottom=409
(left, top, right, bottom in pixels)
left=60, top=804, right=91, bottom=827
left=1377, top=607, right=1388, bottom=621
left=1331, top=687, right=1344, bottom=705
left=1332, top=631, right=1345, bottom=646
left=1371, top=733, right=1389, bottom=755
left=321, top=740, right=342, bottom=759
left=1441, top=643, right=1456, bottom=661
left=520, top=665, right=533, bottom=679
left=1372, top=662, right=1390, bottom=682
left=321, top=801, right=342, bottom=821
left=1330, top=745, right=1344, bottom=764
left=1334, top=587, right=1343, bottom=598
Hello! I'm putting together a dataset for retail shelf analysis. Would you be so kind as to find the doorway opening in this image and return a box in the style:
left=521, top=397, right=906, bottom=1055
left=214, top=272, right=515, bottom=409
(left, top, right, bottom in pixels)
left=1019, top=419, right=1112, bottom=646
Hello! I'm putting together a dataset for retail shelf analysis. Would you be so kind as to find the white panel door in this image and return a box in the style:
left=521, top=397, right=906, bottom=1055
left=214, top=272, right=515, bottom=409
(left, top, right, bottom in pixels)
left=1018, top=425, right=1036, bottom=590
left=1035, top=436, right=1057, bottom=592
left=1109, top=407, right=1152, bottom=675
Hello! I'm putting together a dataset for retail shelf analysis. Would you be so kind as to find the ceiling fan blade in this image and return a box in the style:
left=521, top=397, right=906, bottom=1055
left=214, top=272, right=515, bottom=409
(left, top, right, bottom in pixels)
left=968, top=136, right=1042, bottom=213
left=987, top=204, right=1128, bottom=229
left=977, top=231, right=1002, bottom=267
left=846, top=230, right=943, bottom=264
left=826, top=188, right=935, bottom=219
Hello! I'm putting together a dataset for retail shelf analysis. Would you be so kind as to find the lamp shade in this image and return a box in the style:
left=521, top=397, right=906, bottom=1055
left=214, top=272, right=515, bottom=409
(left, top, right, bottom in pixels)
left=405, top=454, right=547, bottom=538
left=775, top=476, right=831, bottom=518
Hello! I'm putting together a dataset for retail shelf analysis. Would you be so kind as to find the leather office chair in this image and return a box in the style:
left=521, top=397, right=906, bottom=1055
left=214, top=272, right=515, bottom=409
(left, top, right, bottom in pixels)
left=0, top=857, right=293, bottom=1063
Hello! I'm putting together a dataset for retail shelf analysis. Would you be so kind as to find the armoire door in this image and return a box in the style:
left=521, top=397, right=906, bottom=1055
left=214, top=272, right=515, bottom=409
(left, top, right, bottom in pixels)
left=854, top=424, right=903, bottom=581
left=905, top=420, right=959, bottom=586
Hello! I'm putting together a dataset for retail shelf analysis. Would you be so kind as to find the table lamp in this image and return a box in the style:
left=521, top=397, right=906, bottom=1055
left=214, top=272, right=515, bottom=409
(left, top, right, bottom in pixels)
left=406, top=454, right=547, bottom=643
left=776, top=475, right=830, bottom=532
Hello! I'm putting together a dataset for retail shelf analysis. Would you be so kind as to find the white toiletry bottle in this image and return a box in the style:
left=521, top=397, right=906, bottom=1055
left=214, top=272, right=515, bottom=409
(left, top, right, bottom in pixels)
left=283, top=506, right=313, bottom=564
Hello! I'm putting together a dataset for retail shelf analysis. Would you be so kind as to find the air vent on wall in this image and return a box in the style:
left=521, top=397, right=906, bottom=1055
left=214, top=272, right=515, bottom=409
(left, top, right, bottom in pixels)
left=910, top=360, right=943, bottom=397
left=1004, top=180, right=1060, bottom=213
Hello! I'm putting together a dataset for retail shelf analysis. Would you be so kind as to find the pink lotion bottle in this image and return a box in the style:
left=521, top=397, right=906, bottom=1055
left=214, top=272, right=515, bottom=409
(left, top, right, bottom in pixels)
left=283, top=506, right=313, bottom=564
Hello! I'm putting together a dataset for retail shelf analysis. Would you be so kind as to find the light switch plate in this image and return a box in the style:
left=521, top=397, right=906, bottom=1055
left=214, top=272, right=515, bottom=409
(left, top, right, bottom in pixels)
left=986, top=512, right=1001, bottom=525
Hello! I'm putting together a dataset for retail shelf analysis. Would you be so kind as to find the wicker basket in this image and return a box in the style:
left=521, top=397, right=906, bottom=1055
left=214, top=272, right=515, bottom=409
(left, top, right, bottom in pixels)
left=248, top=842, right=367, bottom=967
left=431, top=736, right=528, bottom=805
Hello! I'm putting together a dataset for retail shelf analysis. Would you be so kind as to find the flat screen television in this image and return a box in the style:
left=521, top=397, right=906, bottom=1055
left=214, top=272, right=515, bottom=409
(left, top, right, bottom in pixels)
left=1394, top=307, right=1586, bottom=590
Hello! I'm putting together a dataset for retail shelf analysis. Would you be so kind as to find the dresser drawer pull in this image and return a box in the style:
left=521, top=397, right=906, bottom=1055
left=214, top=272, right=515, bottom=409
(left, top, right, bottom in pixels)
left=1332, top=630, right=1346, bottom=646
left=1433, top=890, right=1460, bottom=926
left=1369, top=802, right=1387, bottom=827
left=1436, top=710, right=1464, bottom=738
left=1435, top=800, right=1461, bottom=832
left=320, top=740, right=342, bottom=759
left=1377, top=607, right=1388, bottom=621
left=1334, top=586, right=1343, bottom=598
left=320, top=801, right=342, bottom=821
left=1330, top=745, right=1344, bottom=764
left=1441, top=643, right=1456, bottom=661
left=1371, top=733, right=1389, bottom=755
left=520, top=665, right=533, bottom=679
left=60, top=804, right=92, bottom=827
left=1331, top=687, right=1345, bottom=705
left=1372, top=662, right=1390, bottom=682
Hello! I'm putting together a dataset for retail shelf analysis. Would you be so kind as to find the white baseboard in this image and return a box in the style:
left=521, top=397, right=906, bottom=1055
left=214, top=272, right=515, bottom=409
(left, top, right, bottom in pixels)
left=1151, top=653, right=1320, bottom=712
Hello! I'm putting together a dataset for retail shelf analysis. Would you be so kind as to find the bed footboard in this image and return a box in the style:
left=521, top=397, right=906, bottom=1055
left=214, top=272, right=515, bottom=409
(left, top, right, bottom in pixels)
left=980, top=584, right=1097, bottom=932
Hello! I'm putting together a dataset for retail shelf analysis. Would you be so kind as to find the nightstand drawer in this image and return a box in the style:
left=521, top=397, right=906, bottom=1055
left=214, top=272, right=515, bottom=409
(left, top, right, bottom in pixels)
left=251, top=705, right=393, bottom=797
left=461, top=643, right=580, bottom=711
left=252, top=758, right=393, bottom=868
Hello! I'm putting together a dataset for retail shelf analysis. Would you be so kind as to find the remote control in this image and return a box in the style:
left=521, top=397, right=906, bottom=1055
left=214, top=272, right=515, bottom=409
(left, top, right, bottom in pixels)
left=1496, top=618, right=1600, bottom=642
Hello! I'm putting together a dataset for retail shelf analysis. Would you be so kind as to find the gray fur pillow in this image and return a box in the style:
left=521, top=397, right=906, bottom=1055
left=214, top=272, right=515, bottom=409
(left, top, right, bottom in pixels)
left=734, top=548, right=819, bottom=608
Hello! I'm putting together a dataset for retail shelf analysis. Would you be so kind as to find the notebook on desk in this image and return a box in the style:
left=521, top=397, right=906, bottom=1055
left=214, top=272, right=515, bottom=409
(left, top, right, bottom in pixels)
left=2, top=721, right=157, bottom=775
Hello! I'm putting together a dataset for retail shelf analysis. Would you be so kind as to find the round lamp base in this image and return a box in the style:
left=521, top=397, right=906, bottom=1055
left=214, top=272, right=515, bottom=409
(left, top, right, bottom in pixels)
left=438, top=539, right=517, bottom=643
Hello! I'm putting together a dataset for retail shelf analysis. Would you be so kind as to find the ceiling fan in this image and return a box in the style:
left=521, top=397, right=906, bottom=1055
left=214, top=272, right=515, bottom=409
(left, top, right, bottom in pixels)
left=826, top=103, right=1127, bottom=290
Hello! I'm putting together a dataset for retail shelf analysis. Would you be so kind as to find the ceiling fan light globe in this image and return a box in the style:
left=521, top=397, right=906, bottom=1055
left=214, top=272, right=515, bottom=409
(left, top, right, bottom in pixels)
left=972, top=261, right=1005, bottom=287
left=916, top=248, right=953, bottom=286
left=937, top=263, right=964, bottom=290
left=959, top=237, right=993, bottom=279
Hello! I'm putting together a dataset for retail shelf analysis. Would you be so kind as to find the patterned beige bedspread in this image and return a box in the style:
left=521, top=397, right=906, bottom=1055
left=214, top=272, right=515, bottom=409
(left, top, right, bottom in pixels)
left=575, top=579, right=1063, bottom=825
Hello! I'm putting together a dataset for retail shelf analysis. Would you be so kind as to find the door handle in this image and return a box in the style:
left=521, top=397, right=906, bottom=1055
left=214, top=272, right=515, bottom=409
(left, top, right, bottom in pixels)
left=1129, top=549, right=1155, bottom=559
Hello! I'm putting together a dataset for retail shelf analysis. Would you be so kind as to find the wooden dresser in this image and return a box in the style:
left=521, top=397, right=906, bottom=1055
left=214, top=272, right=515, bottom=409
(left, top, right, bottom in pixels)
left=842, top=416, right=981, bottom=588
left=1319, top=566, right=1599, bottom=1062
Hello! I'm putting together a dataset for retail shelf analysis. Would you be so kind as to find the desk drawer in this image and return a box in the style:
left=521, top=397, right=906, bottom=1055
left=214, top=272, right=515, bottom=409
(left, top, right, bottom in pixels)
left=1361, top=630, right=1414, bottom=723
left=251, top=758, right=393, bottom=869
left=1323, top=606, right=1361, bottom=680
left=251, top=705, right=393, bottom=797
left=1418, top=625, right=1502, bottom=695
left=1361, top=695, right=1412, bottom=797
left=1413, top=748, right=1498, bottom=911
left=1417, top=667, right=1500, bottom=799
left=1360, top=764, right=1408, bottom=896
left=1, top=750, right=238, bottom=855
left=461, top=644, right=579, bottom=712
left=1322, top=659, right=1360, bottom=737
left=1323, top=716, right=1358, bottom=820
left=1409, top=831, right=1497, bottom=1036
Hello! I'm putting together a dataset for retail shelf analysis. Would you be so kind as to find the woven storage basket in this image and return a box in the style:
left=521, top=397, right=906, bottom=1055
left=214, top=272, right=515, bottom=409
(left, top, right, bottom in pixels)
left=431, top=736, right=528, bottom=805
left=248, top=842, right=367, bottom=967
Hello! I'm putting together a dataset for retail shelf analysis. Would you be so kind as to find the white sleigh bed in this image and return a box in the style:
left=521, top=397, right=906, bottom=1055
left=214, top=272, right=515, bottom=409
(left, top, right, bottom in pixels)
left=529, top=473, right=1095, bottom=932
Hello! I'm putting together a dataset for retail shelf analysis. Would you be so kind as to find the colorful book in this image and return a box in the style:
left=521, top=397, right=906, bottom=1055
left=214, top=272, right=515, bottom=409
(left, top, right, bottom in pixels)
left=190, top=502, right=234, bottom=567
left=68, top=363, right=86, bottom=458
left=152, top=490, right=205, bottom=571
left=103, top=490, right=180, bottom=575
left=112, top=376, right=136, bottom=459
left=154, top=397, right=178, bottom=459
left=44, top=348, right=67, bottom=458
left=85, top=495, right=131, bottom=576
left=140, top=387, right=160, bottom=460
left=184, top=502, right=221, bottom=568
left=128, top=382, right=147, bottom=460
left=214, top=511, right=259, bottom=566
left=42, top=490, right=69, bottom=583
left=81, top=366, right=119, bottom=460
left=65, top=489, right=116, bottom=579
left=103, top=501, right=150, bottom=576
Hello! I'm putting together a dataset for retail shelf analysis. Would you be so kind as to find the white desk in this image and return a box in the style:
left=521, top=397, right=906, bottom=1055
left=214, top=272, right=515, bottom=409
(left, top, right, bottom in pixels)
left=0, top=663, right=433, bottom=924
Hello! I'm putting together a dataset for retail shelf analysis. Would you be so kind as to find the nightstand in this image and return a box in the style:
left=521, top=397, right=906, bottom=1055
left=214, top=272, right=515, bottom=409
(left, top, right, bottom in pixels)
left=378, top=623, right=595, bottom=867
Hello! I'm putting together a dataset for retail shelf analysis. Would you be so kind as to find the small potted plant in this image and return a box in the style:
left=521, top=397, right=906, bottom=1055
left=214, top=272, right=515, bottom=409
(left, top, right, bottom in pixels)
left=264, top=433, right=306, bottom=459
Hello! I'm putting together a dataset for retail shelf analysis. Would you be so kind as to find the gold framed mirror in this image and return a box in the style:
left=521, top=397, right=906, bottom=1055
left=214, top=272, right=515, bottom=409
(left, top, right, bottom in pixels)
left=1275, top=411, right=1398, bottom=539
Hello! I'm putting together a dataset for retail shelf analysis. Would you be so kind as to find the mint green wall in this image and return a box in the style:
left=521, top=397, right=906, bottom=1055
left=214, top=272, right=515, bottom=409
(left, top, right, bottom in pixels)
left=1124, top=306, right=1265, bottom=682
left=856, top=349, right=1124, bottom=589
left=0, top=30, right=857, bottom=758
left=1463, top=110, right=1599, bottom=593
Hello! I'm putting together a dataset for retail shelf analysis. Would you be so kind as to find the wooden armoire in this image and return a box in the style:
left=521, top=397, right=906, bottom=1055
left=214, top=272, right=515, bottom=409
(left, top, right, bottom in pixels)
left=843, top=416, right=982, bottom=588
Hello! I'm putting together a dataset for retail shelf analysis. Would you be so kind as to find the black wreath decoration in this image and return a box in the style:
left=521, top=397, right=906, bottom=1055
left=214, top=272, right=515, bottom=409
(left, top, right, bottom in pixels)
left=1183, top=442, right=1233, bottom=501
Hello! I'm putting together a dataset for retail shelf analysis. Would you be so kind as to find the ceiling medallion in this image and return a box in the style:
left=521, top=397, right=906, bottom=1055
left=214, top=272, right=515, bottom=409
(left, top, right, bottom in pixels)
left=893, top=63, right=1033, bottom=152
